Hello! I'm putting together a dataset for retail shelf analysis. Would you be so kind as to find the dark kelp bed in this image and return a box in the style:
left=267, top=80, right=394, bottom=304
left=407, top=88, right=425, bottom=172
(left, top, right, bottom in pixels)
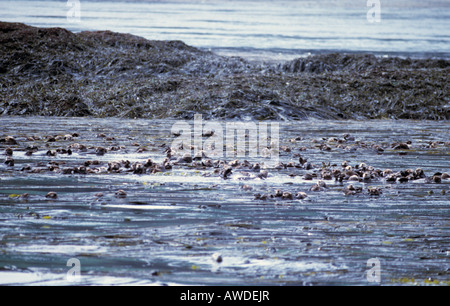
left=0, top=22, right=449, bottom=120
left=0, top=22, right=449, bottom=286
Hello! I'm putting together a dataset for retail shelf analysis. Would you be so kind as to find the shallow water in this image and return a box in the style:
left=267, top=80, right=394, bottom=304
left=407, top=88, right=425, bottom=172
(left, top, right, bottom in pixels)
left=0, top=116, right=449, bottom=285
left=1, top=0, right=449, bottom=59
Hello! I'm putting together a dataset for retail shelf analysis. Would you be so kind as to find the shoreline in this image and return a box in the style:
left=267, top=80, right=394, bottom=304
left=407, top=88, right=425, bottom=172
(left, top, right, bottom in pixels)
left=0, top=22, right=449, bottom=120
left=209, top=47, right=450, bottom=64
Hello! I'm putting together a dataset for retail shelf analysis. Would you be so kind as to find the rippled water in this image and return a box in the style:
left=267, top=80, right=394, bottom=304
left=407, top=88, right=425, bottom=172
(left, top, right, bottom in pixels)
left=0, top=117, right=449, bottom=285
left=0, top=0, right=449, bottom=59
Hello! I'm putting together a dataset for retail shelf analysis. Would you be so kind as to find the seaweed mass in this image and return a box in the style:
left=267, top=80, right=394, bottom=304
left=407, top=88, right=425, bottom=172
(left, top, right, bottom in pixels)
left=0, top=22, right=448, bottom=120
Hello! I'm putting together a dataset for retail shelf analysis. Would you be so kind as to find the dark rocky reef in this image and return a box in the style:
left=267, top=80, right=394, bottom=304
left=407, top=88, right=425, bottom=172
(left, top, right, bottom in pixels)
left=0, top=22, right=448, bottom=120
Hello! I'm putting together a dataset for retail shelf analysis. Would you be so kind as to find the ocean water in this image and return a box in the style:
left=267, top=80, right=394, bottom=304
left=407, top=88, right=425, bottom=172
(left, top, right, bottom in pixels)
left=0, top=0, right=449, bottom=60
left=0, top=117, right=449, bottom=286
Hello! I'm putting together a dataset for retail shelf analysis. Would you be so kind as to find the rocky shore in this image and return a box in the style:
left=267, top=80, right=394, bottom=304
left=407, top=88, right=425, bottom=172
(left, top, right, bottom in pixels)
left=0, top=22, right=449, bottom=120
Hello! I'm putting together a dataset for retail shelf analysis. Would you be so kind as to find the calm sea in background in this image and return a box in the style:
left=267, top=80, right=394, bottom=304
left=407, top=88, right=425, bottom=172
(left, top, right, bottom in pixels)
left=0, top=0, right=449, bottom=60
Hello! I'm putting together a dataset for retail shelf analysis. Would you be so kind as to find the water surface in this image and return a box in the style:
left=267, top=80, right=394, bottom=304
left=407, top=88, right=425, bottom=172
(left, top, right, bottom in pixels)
left=0, top=0, right=449, bottom=59
left=0, top=117, right=448, bottom=285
